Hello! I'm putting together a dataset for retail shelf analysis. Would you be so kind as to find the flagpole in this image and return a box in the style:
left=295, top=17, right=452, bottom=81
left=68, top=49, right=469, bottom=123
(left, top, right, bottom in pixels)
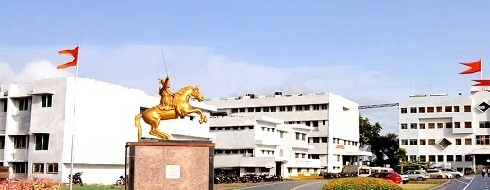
left=69, top=43, right=80, bottom=190
left=481, top=58, right=483, bottom=91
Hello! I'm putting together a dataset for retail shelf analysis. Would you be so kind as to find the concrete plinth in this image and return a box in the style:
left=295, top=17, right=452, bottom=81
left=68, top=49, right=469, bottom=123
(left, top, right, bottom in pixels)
left=125, top=140, right=214, bottom=190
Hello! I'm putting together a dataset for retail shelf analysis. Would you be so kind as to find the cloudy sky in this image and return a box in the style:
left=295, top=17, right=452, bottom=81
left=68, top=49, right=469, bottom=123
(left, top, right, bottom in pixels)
left=1, top=1, right=489, bottom=134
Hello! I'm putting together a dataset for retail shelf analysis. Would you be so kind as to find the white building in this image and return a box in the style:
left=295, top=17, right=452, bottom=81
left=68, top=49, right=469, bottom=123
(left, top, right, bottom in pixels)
left=211, top=115, right=320, bottom=178
left=399, top=87, right=490, bottom=173
left=0, top=77, right=215, bottom=184
left=206, top=92, right=366, bottom=174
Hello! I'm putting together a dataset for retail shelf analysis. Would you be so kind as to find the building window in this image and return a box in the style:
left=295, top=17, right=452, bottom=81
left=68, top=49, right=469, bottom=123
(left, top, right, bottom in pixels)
left=239, top=108, right=245, bottom=113
left=321, top=104, right=328, bottom=110
left=231, top=108, right=238, bottom=113
left=456, top=139, right=461, bottom=145
left=401, top=124, right=408, bottom=129
left=447, top=155, right=454, bottom=162
left=34, top=133, right=49, bottom=150
left=337, top=155, right=340, bottom=162
left=0, top=136, right=4, bottom=149
left=1, top=99, right=6, bottom=112
left=13, top=135, right=28, bottom=149
left=419, top=139, right=426, bottom=145
left=41, top=95, right=53, bottom=108
left=295, top=133, right=300, bottom=140
left=454, top=106, right=460, bottom=112
left=279, top=106, right=286, bottom=112
left=401, top=139, right=408, bottom=145
left=410, top=123, right=417, bottom=129
left=309, top=154, right=320, bottom=159
left=445, top=106, right=452, bottom=112
left=409, top=155, right=416, bottom=161
left=32, top=163, right=44, bottom=173
left=409, top=139, right=417, bottom=145
left=446, top=122, right=452, bottom=128
left=280, top=131, right=284, bottom=138
left=12, top=162, right=27, bottom=173
left=305, top=121, right=311, bottom=126
left=247, top=108, right=254, bottom=112
left=465, top=122, right=472, bottom=128
left=321, top=137, right=328, bottom=143
left=427, top=107, right=434, bottom=113
left=46, top=163, right=59, bottom=174
left=410, top=107, right=417, bottom=113
left=419, top=155, right=426, bottom=162
left=428, top=139, right=435, bottom=145
left=480, top=121, right=490, bottom=128
left=270, top=107, right=276, bottom=112
left=296, top=105, right=304, bottom=111
left=400, top=108, right=407, bottom=113
left=419, top=123, right=426, bottom=129
left=437, top=155, right=444, bottom=162
left=465, top=155, right=472, bottom=161
left=418, top=107, right=426, bottom=113
left=454, top=122, right=460, bottom=128
left=455, top=155, right=462, bottom=162
left=263, top=107, right=269, bottom=112
left=313, top=105, right=320, bottom=110
left=465, top=138, right=472, bottom=145
left=464, top=105, right=471, bottom=112
left=18, top=98, right=29, bottom=111
left=477, top=135, right=490, bottom=145
left=428, top=123, right=435, bottom=129
left=312, top=121, right=318, bottom=127
left=432, top=123, right=440, bottom=129
left=429, top=155, right=436, bottom=162
left=304, top=105, right=310, bottom=111
left=255, top=107, right=261, bottom=112
left=287, top=106, right=293, bottom=111
left=436, top=106, right=442, bottom=112
left=302, top=134, right=306, bottom=141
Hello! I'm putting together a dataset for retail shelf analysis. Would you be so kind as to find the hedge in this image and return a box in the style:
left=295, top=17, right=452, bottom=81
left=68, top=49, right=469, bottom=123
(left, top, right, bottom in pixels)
left=0, top=178, right=60, bottom=190
left=322, top=177, right=403, bottom=190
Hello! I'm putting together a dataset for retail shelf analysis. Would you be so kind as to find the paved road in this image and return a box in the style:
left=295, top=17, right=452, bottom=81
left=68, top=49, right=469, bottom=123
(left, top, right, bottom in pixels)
left=437, top=174, right=490, bottom=190
left=233, top=180, right=326, bottom=190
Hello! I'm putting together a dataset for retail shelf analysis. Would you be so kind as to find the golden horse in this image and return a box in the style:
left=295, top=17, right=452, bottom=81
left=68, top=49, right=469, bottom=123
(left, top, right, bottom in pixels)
left=134, top=86, right=208, bottom=140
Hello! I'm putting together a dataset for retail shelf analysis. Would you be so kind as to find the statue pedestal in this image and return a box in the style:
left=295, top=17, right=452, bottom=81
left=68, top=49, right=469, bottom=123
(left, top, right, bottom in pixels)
left=125, top=140, right=214, bottom=190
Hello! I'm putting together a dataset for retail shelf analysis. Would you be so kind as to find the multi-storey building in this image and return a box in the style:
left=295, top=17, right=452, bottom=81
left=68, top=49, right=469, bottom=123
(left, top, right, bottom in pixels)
left=399, top=87, right=490, bottom=173
left=206, top=92, right=366, bottom=174
left=0, top=77, right=215, bottom=184
left=211, top=115, right=320, bottom=178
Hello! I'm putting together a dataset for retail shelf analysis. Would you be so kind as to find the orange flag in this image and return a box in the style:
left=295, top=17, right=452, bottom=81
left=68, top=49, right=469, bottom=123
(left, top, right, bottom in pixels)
left=57, top=46, right=79, bottom=69
left=459, top=59, right=481, bottom=74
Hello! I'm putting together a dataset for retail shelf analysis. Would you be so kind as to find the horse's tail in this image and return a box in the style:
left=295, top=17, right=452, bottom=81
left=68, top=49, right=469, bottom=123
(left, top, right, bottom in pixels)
left=135, top=113, right=143, bottom=140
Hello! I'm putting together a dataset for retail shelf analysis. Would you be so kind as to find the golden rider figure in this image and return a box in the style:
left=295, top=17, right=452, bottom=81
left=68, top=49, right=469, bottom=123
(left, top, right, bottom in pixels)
left=158, top=76, right=174, bottom=111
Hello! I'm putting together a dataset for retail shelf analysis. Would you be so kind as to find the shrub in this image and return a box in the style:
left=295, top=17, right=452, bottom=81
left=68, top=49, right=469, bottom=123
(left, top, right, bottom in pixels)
left=0, top=178, right=60, bottom=190
left=322, top=177, right=403, bottom=190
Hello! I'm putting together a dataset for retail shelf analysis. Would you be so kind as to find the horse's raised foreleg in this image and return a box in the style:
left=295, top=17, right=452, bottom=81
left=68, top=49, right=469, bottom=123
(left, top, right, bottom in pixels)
left=184, top=109, right=207, bottom=124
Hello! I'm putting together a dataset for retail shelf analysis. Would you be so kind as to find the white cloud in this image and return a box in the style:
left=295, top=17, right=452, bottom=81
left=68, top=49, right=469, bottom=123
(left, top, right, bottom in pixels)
left=0, top=60, right=72, bottom=85
left=0, top=44, right=422, bottom=134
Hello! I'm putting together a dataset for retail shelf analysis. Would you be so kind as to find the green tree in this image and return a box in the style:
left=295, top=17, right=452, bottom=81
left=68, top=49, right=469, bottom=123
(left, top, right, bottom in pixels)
left=359, top=114, right=407, bottom=168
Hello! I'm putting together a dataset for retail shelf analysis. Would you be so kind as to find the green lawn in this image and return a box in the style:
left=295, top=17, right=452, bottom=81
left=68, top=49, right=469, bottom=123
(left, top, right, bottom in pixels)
left=400, top=183, right=440, bottom=190
left=61, top=184, right=124, bottom=190
left=399, top=179, right=448, bottom=190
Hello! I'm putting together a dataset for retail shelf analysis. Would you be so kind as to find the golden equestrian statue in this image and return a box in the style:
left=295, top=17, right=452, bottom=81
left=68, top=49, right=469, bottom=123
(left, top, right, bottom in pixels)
left=134, top=76, right=208, bottom=140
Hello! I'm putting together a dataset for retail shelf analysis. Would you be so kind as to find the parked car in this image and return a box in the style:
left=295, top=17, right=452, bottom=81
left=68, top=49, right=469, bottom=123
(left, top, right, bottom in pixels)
left=402, top=170, right=429, bottom=181
left=441, top=168, right=464, bottom=178
left=443, top=171, right=453, bottom=179
left=400, top=174, right=409, bottom=184
left=369, top=172, right=403, bottom=184
left=426, top=169, right=447, bottom=179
